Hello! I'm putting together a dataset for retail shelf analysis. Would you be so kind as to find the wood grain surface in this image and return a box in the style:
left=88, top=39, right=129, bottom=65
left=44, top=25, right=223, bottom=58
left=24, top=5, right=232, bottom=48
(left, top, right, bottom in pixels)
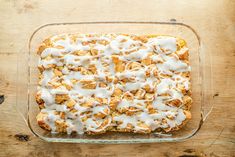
left=0, top=0, right=234, bottom=156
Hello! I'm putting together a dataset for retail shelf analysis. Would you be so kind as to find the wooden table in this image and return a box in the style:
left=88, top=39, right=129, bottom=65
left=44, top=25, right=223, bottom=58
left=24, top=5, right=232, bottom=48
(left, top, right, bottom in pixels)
left=0, top=0, right=234, bottom=156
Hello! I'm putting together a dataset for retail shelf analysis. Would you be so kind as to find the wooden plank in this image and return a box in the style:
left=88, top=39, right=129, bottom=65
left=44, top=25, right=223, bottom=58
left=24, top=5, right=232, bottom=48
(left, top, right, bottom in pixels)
left=0, top=0, right=234, bottom=156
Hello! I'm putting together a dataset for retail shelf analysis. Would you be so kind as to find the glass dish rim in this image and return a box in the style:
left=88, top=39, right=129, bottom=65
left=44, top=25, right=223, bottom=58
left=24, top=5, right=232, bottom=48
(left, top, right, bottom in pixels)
left=21, top=21, right=212, bottom=143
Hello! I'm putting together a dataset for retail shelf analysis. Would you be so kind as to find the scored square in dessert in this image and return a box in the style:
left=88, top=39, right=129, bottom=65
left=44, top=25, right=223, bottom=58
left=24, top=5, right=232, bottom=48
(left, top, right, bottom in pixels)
left=36, top=33, right=192, bottom=134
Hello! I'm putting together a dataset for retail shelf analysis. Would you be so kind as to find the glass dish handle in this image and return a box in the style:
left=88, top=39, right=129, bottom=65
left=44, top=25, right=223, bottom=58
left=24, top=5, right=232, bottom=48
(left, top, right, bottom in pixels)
left=200, top=44, right=214, bottom=122
left=16, top=51, right=29, bottom=126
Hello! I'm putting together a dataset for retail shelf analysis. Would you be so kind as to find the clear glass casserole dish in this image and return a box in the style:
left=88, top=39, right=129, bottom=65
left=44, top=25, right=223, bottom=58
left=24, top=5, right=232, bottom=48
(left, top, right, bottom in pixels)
left=17, top=21, right=213, bottom=143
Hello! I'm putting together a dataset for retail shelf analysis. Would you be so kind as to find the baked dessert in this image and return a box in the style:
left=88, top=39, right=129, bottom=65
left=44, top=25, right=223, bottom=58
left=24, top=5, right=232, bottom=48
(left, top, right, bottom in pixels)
left=36, top=33, right=192, bottom=134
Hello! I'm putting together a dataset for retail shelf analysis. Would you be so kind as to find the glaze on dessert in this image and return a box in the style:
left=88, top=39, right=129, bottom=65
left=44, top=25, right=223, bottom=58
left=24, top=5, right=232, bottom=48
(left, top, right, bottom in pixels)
left=36, top=34, right=192, bottom=134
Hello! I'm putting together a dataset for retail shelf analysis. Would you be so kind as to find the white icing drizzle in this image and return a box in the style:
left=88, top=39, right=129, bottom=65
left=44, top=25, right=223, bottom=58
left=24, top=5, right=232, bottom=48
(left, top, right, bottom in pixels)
left=71, top=83, right=114, bottom=98
left=160, top=56, right=189, bottom=72
left=50, top=86, right=68, bottom=95
left=110, top=35, right=141, bottom=53
left=117, top=99, right=146, bottom=111
left=41, top=109, right=60, bottom=132
left=120, top=48, right=150, bottom=61
left=40, top=69, right=55, bottom=86
left=37, top=34, right=191, bottom=134
left=66, top=119, right=84, bottom=134
left=40, top=88, right=54, bottom=105
left=41, top=48, right=64, bottom=58
left=148, top=36, right=177, bottom=53
left=93, top=105, right=109, bottom=115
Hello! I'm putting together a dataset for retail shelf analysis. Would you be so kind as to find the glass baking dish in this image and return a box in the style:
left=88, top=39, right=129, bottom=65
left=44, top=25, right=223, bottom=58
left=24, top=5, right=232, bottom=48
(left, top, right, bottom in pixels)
left=17, top=21, right=213, bottom=143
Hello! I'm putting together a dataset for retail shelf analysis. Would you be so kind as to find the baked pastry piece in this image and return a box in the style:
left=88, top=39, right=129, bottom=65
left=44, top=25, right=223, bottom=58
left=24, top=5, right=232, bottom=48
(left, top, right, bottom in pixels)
left=36, top=33, right=192, bottom=134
